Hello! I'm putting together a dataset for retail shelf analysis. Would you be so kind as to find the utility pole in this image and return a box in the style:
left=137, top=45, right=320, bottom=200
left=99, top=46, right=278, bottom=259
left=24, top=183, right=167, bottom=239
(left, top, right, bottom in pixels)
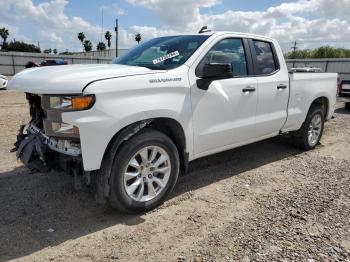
left=114, top=19, right=119, bottom=58
left=101, top=8, right=104, bottom=43
left=291, top=41, right=298, bottom=52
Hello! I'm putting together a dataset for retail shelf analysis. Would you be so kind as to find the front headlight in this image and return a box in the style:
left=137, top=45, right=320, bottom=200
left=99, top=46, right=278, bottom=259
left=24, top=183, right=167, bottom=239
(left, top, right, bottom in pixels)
left=43, top=94, right=95, bottom=111
left=41, top=94, right=94, bottom=139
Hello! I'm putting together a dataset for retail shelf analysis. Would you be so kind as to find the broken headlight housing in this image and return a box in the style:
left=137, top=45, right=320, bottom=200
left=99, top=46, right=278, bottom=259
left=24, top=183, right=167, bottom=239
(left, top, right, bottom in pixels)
left=43, top=94, right=95, bottom=111
left=43, top=121, right=80, bottom=138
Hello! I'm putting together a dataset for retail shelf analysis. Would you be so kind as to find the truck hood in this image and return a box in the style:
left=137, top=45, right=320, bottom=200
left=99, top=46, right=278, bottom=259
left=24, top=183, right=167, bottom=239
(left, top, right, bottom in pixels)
left=8, top=64, right=158, bottom=94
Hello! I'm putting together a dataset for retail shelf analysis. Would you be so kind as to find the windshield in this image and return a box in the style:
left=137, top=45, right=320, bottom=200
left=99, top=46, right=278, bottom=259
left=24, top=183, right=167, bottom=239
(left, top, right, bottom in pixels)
left=113, top=35, right=210, bottom=70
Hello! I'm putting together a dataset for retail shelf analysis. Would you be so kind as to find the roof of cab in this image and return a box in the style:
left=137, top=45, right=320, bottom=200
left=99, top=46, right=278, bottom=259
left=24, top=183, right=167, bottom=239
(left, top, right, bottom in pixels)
left=211, top=31, right=276, bottom=41
left=167, top=31, right=277, bottom=42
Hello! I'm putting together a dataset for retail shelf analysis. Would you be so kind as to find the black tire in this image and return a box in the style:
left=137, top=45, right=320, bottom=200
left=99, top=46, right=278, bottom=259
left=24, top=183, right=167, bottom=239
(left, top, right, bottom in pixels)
left=291, top=105, right=325, bottom=150
left=345, top=102, right=350, bottom=110
left=107, top=129, right=180, bottom=213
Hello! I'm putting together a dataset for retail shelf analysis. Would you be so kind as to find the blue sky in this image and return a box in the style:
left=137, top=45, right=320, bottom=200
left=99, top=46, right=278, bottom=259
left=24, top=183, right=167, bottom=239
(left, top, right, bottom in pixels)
left=1, top=0, right=350, bottom=53
left=64, top=0, right=294, bottom=30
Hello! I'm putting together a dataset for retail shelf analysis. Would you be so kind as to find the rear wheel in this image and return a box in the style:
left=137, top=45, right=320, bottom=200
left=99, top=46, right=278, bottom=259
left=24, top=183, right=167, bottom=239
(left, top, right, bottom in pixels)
left=108, top=129, right=180, bottom=213
left=292, top=105, right=325, bottom=150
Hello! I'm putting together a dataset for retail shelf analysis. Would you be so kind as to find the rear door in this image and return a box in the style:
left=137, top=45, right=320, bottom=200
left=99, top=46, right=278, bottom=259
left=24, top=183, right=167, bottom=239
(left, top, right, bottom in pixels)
left=249, top=39, right=290, bottom=136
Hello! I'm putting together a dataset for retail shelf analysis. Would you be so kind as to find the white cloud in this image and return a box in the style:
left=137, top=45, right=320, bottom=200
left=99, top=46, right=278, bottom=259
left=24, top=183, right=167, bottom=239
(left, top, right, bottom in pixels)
left=0, top=0, right=132, bottom=51
left=128, top=0, right=350, bottom=51
left=40, top=31, right=63, bottom=44
left=127, top=0, right=219, bottom=29
left=130, top=26, right=175, bottom=41
left=100, top=3, right=126, bottom=16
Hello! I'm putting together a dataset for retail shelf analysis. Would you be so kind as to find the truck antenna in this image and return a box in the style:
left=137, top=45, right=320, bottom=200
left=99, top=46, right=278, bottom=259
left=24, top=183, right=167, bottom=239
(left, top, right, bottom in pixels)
left=199, top=26, right=210, bottom=34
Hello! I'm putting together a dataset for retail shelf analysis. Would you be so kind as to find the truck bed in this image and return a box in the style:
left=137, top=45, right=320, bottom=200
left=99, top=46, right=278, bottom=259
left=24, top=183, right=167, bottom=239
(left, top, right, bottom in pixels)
left=282, top=72, right=337, bottom=132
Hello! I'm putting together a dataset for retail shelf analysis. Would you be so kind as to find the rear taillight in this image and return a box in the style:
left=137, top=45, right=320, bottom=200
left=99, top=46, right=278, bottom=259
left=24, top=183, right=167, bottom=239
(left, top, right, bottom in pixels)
left=337, top=75, right=342, bottom=95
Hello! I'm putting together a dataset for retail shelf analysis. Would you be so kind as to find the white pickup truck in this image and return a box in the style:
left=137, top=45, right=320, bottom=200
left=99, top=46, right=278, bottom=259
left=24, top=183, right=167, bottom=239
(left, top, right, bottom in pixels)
left=8, top=31, right=337, bottom=213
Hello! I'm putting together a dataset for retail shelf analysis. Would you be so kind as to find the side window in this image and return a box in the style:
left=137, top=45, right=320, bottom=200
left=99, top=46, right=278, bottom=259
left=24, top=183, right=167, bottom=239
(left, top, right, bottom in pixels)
left=202, top=38, right=248, bottom=77
left=252, top=40, right=278, bottom=75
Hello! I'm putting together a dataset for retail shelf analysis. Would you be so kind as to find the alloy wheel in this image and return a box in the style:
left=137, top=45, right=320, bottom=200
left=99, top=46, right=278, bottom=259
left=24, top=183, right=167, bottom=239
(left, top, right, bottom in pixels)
left=123, top=146, right=171, bottom=202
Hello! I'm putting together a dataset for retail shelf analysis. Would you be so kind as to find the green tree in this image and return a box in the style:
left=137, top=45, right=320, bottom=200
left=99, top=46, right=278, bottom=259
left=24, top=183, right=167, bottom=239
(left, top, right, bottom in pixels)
left=53, top=48, right=58, bottom=54
left=135, top=33, right=141, bottom=44
left=311, top=46, right=345, bottom=58
left=342, top=48, right=350, bottom=57
left=43, top=48, right=52, bottom=54
left=96, top=42, right=106, bottom=51
left=285, top=46, right=350, bottom=59
left=6, top=41, right=40, bottom=53
left=77, top=32, right=85, bottom=51
left=0, top=27, right=10, bottom=50
left=59, top=50, right=74, bottom=55
left=83, top=40, right=92, bottom=52
left=104, top=31, right=112, bottom=49
left=286, top=49, right=312, bottom=59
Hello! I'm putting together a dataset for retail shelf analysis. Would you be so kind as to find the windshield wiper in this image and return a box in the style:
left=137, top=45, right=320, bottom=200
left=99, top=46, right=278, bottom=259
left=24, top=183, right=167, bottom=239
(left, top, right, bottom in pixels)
left=133, top=63, right=168, bottom=70
left=115, top=62, right=168, bottom=70
left=145, top=65, right=168, bottom=70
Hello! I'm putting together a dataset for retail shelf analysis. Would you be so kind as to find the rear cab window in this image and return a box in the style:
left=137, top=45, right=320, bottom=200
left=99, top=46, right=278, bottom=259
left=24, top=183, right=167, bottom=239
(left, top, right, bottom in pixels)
left=252, top=40, right=279, bottom=75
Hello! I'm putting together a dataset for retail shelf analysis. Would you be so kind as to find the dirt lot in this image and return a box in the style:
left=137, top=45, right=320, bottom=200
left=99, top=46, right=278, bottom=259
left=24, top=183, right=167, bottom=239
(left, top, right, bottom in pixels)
left=0, top=90, right=349, bottom=262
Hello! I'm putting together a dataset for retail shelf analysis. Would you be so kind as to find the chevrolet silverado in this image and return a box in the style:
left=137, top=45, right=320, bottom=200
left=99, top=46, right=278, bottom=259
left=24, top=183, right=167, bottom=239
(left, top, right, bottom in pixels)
left=8, top=31, right=337, bottom=213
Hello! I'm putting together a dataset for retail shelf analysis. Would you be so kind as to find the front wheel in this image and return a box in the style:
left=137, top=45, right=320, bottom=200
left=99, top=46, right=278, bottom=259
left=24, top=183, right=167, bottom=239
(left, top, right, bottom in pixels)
left=108, top=129, right=180, bottom=213
left=292, top=105, right=325, bottom=150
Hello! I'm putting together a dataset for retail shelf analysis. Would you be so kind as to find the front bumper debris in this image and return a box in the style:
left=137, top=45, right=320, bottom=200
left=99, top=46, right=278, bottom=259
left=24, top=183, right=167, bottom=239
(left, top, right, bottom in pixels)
left=14, top=125, right=49, bottom=173
left=12, top=123, right=82, bottom=173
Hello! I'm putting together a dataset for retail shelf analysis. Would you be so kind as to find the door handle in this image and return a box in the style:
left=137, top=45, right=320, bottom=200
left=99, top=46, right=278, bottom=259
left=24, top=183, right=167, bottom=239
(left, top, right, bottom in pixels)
left=242, top=86, right=256, bottom=93
left=277, top=84, right=287, bottom=90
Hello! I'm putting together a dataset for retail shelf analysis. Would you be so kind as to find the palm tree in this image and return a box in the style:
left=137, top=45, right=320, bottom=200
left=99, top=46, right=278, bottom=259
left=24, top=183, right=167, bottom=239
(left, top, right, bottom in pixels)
left=135, top=33, right=141, bottom=44
left=96, top=42, right=106, bottom=51
left=43, top=48, right=52, bottom=54
left=0, top=27, right=9, bottom=50
left=53, top=48, right=57, bottom=54
left=83, top=40, right=92, bottom=52
left=104, top=31, right=112, bottom=49
left=77, top=32, right=85, bottom=52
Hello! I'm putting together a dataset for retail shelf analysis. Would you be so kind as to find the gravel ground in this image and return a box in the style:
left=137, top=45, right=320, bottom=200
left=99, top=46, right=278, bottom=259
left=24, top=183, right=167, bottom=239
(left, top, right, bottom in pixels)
left=0, top=90, right=349, bottom=262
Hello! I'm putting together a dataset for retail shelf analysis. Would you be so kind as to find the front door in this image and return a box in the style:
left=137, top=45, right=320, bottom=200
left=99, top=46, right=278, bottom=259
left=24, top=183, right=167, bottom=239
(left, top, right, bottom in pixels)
left=190, top=38, right=258, bottom=156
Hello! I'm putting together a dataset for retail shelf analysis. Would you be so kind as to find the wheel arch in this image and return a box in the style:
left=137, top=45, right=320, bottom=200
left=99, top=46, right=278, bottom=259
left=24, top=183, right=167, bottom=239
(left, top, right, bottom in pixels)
left=309, top=96, right=329, bottom=118
left=103, top=117, right=188, bottom=172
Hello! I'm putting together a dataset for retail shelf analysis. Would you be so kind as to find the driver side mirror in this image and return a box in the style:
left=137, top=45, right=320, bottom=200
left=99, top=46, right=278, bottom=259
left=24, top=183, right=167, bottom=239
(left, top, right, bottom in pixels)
left=196, top=63, right=233, bottom=90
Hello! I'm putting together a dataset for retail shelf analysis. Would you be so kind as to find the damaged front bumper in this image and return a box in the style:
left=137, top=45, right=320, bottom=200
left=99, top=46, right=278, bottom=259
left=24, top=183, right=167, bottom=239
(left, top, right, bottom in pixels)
left=11, top=93, right=86, bottom=174
left=13, top=122, right=82, bottom=173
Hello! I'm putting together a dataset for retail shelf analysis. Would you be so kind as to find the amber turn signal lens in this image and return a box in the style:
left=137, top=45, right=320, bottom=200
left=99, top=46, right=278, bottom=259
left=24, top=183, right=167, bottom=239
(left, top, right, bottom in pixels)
left=71, top=95, right=95, bottom=110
